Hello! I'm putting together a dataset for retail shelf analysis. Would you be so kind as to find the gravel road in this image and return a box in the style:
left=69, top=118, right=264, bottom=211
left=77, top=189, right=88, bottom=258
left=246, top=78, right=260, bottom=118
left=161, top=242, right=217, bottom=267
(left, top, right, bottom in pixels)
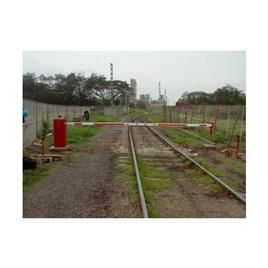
left=23, top=126, right=141, bottom=218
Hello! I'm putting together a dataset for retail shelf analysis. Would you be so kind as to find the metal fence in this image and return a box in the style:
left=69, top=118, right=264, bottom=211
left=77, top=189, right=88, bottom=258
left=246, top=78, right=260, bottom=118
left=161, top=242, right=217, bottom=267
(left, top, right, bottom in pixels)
left=163, top=104, right=246, bottom=146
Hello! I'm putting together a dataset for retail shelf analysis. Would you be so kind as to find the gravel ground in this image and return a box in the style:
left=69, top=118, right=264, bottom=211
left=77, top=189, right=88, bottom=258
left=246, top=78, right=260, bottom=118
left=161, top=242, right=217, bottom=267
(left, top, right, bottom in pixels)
left=132, top=127, right=245, bottom=218
left=23, top=126, right=141, bottom=218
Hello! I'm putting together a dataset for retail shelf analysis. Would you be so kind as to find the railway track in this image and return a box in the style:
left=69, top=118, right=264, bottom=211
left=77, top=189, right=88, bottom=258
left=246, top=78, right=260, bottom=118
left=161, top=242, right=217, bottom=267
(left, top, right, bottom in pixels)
left=128, top=122, right=246, bottom=218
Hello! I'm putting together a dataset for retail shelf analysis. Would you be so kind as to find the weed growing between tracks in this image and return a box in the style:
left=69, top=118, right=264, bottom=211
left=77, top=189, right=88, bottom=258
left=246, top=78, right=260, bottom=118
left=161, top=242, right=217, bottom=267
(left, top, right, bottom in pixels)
left=118, top=154, right=173, bottom=217
left=138, top=159, right=172, bottom=217
left=118, top=154, right=139, bottom=199
left=189, top=168, right=223, bottom=192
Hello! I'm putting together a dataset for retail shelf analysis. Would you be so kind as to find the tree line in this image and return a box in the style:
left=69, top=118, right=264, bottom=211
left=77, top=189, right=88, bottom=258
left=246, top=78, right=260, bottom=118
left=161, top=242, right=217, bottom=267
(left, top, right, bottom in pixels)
left=176, top=85, right=246, bottom=105
left=23, top=72, right=132, bottom=105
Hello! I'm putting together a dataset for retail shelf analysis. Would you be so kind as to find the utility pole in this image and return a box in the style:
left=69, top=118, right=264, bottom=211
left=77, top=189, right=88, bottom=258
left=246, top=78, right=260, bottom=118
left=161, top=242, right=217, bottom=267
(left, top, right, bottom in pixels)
left=110, top=63, right=113, bottom=81
left=158, top=82, right=161, bottom=99
left=110, top=63, right=113, bottom=104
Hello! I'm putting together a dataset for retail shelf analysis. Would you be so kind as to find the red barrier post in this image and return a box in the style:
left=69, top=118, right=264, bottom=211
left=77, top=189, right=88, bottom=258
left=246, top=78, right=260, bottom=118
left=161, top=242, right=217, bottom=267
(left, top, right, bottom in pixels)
left=53, top=115, right=67, bottom=149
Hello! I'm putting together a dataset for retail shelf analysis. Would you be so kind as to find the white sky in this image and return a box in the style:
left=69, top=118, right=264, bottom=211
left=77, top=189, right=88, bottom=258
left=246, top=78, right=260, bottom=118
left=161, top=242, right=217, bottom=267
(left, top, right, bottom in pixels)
left=23, top=51, right=245, bottom=104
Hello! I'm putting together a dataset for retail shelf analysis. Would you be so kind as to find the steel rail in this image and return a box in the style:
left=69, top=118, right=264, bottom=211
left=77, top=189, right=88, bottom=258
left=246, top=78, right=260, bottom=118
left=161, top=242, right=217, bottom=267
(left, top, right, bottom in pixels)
left=148, top=127, right=246, bottom=204
left=128, top=126, right=149, bottom=218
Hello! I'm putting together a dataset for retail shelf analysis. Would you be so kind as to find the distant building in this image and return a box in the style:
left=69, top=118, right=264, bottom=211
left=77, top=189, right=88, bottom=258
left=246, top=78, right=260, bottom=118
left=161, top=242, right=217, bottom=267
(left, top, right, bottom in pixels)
left=140, top=94, right=150, bottom=104
left=129, top=78, right=137, bottom=104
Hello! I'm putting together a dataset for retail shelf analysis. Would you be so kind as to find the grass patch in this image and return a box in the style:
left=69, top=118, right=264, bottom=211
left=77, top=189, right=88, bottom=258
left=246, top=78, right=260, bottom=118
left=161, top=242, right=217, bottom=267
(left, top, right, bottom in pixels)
left=138, top=158, right=172, bottom=218
left=195, top=156, right=225, bottom=178
left=67, top=126, right=101, bottom=144
left=224, top=158, right=246, bottom=175
left=189, top=156, right=240, bottom=191
left=91, top=112, right=123, bottom=122
left=161, top=127, right=200, bottom=145
left=129, top=108, right=148, bottom=118
left=147, top=112, right=164, bottom=123
left=118, top=154, right=173, bottom=217
left=24, top=123, right=102, bottom=190
left=189, top=168, right=223, bottom=192
left=23, top=166, right=51, bottom=191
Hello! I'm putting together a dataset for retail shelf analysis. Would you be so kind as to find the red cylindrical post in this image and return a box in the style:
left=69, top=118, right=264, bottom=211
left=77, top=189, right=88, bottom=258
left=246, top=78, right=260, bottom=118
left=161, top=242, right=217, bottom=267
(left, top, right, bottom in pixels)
left=54, top=116, right=67, bottom=148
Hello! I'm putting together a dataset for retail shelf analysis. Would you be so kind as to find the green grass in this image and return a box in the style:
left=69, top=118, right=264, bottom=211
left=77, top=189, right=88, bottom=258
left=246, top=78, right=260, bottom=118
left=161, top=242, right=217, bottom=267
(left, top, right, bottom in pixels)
left=118, top=155, right=138, bottom=195
left=195, top=156, right=225, bottom=178
left=128, top=109, right=164, bottom=124
left=24, top=123, right=102, bottom=189
left=91, top=112, right=123, bottom=122
left=118, top=154, right=173, bottom=217
left=188, top=156, right=241, bottom=191
left=224, top=157, right=246, bottom=175
left=189, top=168, right=223, bottom=192
left=137, top=158, right=172, bottom=217
left=192, top=117, right=246, bottom=146
left=161, top=127, right=200, bottom=145
left=23, top=166, right=51, bottom=191
left=67, top=126, right=101, bottom=144
left=147, top=112, right=164, bottom=123
left=129, top=108, right=148, bottom=118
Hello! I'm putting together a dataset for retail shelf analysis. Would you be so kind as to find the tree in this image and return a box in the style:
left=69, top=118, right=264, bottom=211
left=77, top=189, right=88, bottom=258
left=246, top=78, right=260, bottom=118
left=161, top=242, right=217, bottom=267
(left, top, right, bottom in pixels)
left=23, top=72, right=132, bottom=106
left=176, top=85, right=246, bottom=105
left=23, top=73, right=37, bottom=99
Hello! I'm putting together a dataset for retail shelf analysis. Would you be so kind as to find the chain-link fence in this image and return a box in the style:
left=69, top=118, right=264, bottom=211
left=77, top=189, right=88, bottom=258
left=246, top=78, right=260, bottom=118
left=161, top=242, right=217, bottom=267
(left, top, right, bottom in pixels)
left=163, top=104, right=246, bottom=149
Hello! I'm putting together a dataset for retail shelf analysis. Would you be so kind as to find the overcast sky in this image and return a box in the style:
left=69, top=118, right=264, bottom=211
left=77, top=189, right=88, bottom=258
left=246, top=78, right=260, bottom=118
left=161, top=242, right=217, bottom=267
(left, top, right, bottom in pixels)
left=23, top=51, right=245, bottom=104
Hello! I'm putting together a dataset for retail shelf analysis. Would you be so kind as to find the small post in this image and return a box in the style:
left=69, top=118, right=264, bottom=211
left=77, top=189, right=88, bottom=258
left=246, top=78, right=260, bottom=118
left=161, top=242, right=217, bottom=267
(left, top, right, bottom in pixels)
left=209, top=122, right=214, bottom=139
left=235, top=135, right=240, bottom=158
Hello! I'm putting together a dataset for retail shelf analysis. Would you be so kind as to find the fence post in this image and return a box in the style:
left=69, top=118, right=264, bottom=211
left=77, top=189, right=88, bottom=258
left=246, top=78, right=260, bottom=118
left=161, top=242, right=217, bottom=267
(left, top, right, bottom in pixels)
left=209, top=122, right=214, bottom=139
left=225, top=105, right=231, bottom=138
left=239, top=105, right=245, bottom=144
left=235, top=135, right=240, bottom=158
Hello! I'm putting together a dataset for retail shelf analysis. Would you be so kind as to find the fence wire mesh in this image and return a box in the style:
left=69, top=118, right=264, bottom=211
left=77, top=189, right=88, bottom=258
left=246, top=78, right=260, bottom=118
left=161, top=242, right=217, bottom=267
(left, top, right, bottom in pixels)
left=163, top=104, right=246, bottom=149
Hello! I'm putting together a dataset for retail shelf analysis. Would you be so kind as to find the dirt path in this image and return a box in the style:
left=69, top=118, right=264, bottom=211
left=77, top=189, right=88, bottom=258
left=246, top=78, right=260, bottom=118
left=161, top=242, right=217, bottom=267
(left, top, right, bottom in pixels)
left=23, top=127, right=141, bottom=218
